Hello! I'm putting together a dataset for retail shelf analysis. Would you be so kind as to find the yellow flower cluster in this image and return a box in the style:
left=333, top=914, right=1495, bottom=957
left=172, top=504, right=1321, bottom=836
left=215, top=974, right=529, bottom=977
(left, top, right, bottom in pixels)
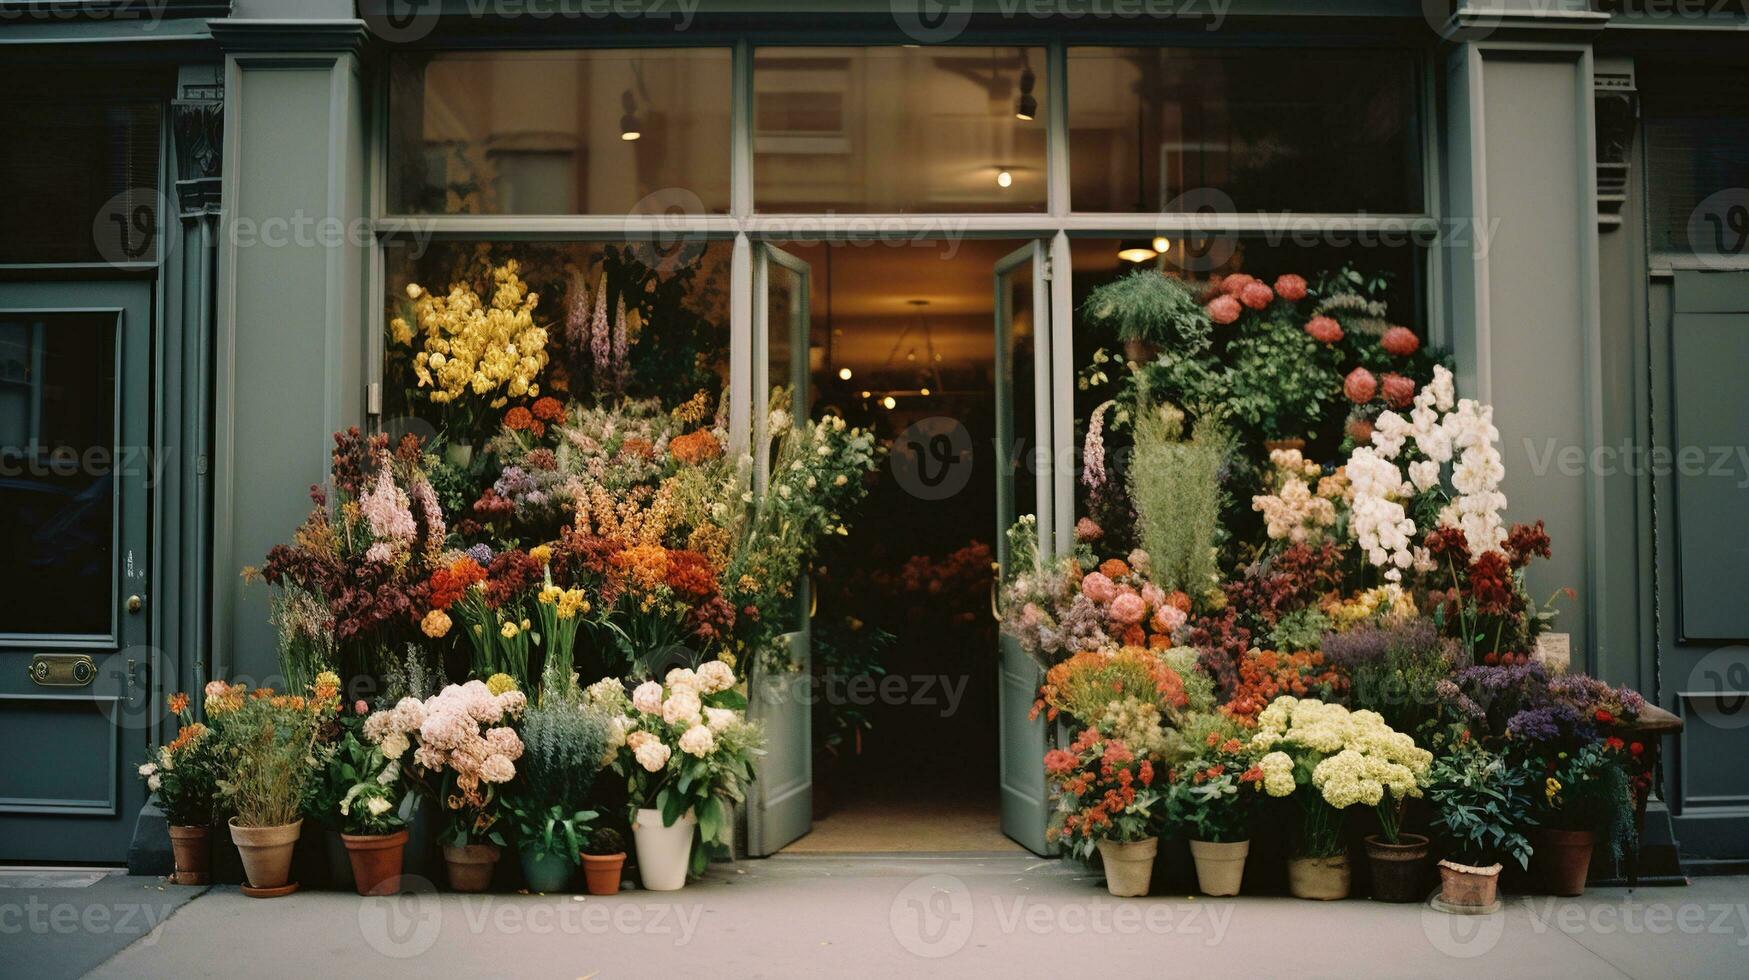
left=1324, top=584, right=1418, bottom=630
left=538, top=584, right=591, bottom=620
left=395, top=261, right=548, bottom=408
left=486, top=673, right=519, bottom=696
left=1250, top=696, right=1432, bottom=809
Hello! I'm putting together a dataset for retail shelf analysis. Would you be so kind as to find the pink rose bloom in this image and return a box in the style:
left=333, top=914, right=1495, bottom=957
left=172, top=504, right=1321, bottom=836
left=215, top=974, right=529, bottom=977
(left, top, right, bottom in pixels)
left=1151, top=605, right=1188, bottom=633
left=1207, top=295, right=1241, bottom=325
left=1304, top=315, right=1343, bottom=344
left=1140, top=582, right=1166, bottom=611
left=355, top=700, right=369, bottom=716
left=1239, top=281, right=1275, bottom=311
left=1381, top=325, right=1420, bottom=357
left=1274, top=274, right=1308, bottom=302
left=1381, top=372, right=1417, bottom=409
left=1081, top=572, right=1118, bottom=604
left=1074, top=516, right=1103, bottom=543
left=1219, top=273, right=1258, bottom=297
left=1344, top=367, right=1379, bottom=404
left=1109, top=592, right=1147, bottom=626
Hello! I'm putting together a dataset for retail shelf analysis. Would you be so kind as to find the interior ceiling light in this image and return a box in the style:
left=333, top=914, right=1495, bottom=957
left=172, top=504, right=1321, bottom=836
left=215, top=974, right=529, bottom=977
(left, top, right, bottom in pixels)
left=996, top=169, right=1013, bottom=188
left=860, top=390, right=872, bottom=399
left=1116, top=238, right=1159, bottom=263
left=1152, top=236, right=1171, bottom=254
left=619, top=89, right=642, bottom=141
left=920, top=387, right=931, bottom=397
left=882, top=395, right=898, bottom=410
left=838, top=367, right=853, bottom=381
left=1015, top=65, right=1037, bottom=121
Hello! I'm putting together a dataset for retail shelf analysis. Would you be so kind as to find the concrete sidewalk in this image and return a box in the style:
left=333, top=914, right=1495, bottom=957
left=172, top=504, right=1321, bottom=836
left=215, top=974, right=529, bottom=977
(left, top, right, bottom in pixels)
left=5, top=856, right=1745, bottom=979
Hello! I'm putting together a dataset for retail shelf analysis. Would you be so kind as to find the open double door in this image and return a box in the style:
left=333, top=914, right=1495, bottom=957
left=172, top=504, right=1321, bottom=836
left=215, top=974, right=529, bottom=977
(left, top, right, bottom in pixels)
left=745, top=240, right=1062, bottom=857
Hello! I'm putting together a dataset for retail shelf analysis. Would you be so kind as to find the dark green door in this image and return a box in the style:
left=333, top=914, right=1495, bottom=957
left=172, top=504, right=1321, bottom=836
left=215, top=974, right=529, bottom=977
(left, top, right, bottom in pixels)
left=0, top=281, right=155, bottom=862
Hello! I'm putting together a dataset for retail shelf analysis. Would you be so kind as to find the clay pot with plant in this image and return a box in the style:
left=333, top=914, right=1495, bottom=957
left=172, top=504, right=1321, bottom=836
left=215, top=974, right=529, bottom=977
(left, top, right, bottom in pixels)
left=1428, top=744, right=1537, bottom=912
left=581, top=827, right=628, bottom=896
left=207, top=679, right=338, bottom=897
left=1528, top=740, right=1635, bottom=897
left=139, top=692, right=221, bottom=886
left=1165, top=735, right=1263, bottom=898
left=1364, top=788, right=1431, bottom=903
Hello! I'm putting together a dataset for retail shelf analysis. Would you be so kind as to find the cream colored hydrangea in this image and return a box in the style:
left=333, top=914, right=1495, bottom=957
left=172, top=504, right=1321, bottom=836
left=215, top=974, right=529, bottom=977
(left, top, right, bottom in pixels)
left=1249, top=696, right=1432, bottom=809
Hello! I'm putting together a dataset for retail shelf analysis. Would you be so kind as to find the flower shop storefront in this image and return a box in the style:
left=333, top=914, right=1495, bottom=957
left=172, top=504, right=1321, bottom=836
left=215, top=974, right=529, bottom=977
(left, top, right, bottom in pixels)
left=3, top=2, right=1749, bottom=901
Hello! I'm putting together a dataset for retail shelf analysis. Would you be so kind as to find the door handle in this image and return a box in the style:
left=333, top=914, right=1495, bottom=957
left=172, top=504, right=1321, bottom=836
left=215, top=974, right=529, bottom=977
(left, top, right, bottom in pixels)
left=126, top=595, right=144, bottom=614
left=989, top=562, right=1003, bottom=624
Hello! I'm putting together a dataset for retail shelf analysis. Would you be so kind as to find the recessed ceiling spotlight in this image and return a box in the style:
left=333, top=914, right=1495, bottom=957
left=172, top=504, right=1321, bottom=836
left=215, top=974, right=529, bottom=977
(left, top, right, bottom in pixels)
left=882, top=395, right=897, bottom=410
left=996, top=169, right=1014, bottom=188
left=838, top=367, right=853, bottom=381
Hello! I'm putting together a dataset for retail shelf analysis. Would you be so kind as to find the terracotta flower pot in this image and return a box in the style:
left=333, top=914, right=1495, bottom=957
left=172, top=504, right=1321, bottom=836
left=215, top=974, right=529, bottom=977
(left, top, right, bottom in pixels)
left=228, top=818, right=303, bottom=892
left=442, top=843, right=501, bottom=893
left=1364, top=833, right=1430, bottom=903
left=1263, top=437, right=1307, bottom=454
left=1096, top=837, right=1158, bottom=898
left=519, top=848, right=574, bottom=894
left=343, top=829, right=409, bottom=896
left=582, top=852, right=626, bottom=896
left=632, top=808, right=696, bottom=892
left=1286, top=853, right=1351, bottom=901
left=1531, top=828, right=1596, bottom=896
left=1189, top=839, right=1249, bottom=897
left=1437, top=859, right=1502, bottom=909
left=167, top=825, right=211, bottom=885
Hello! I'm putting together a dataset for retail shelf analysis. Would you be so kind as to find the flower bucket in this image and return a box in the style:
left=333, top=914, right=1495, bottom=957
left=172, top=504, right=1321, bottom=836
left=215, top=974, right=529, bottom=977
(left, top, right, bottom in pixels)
left=1096, top=837, right=1158, bottom=898
left=519, top=848, right=574, bottom=894
left=228, top=818, right=302, bottom=894
left=582, top=852, right=626, bottom=895
left=1436, top=860, right=1502, bottom=910
left=442, top=843, right=501, bottom=893
left=343, top=829, right=409, bottom=896
left=167, top=825, right=211, bottom=885
left=1188, top=839, right=1249, bottom=897
left=633, top=808, right=696, bottom=892
left=1530, top=828, right=1595, bottom=897
left=443, top=442, right=474, bottom=468
left=1364, top=834, right=1430, bottom=903
left=1286, top=853, right=1351, bottom=901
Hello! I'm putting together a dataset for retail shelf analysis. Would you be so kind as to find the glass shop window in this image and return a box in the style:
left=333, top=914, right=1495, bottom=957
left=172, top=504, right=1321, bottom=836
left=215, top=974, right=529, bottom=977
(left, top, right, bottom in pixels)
left=1067, top=47, right=1422, bottom=215
left=386, top=49, right=734, bottom=216
left=0, top=94, right=161, bottom=265
left=753, top=45, right=1048, bottom=213
left=1642, top=63, right=1749, bottom=260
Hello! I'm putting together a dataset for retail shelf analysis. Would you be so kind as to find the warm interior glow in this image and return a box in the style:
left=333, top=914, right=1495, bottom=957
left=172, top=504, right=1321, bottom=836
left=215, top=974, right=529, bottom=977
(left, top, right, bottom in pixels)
left=881, top=395, right=897, bottom=410
left=996, top=170, right=1013, bottom=188
left=1151, top=236, right=1171, bottom=254
left=838, top=367, right=853, bottom=380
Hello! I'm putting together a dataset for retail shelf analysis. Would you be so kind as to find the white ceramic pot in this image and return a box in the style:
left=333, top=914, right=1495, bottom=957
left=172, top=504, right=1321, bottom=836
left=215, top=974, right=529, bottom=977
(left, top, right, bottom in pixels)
left=1096, top=837, right=1158, bottom=897
left=632, top=807, right=696, bottom=891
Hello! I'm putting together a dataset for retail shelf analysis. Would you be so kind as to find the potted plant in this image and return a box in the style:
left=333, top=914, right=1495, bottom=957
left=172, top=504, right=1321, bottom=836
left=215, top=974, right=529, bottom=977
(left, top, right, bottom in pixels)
left=1428, top=742, right=1536, bottom=911
left=1252, top=696, right=1433, bottom=901
left=1081, top=268, right=1212, bottom=366
left=1165, top=730, right=1263, bottom=897
left=208, top=677, right=338, bottom=897
left=1364, top=757, right=1432, bottom=903
left=1526, top=738, right=1635, bottom=896
left=139, top=692, right=220, bottom=885
left=604, top=665, right=763, bottom=892
left=309, top=704, right=413, bottom=896
left=581, top=827, right=628, bottom=896
left=1045, top=727, right=1164, bottom=898
left=505, top=694, right=613, bottom=894
left=368, top=677, right=528, bottom=892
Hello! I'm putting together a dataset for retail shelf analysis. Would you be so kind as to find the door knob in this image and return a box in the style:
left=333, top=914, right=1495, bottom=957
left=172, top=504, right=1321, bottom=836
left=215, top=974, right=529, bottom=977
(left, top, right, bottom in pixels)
left=126, top=595, right=144, bottom=614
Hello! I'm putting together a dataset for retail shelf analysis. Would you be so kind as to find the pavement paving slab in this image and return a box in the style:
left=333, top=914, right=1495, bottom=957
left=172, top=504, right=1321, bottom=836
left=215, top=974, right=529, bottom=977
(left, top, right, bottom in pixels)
left=6, top=856, right=1744, bottom=979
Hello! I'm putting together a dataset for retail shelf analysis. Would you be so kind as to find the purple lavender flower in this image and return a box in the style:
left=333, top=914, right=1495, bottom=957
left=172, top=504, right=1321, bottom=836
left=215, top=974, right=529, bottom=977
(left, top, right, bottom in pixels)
left=466, top=543, right=494, bottom=566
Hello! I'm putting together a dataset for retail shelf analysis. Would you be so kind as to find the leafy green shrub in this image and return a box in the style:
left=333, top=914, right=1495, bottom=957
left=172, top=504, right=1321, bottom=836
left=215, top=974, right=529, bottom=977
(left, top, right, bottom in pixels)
left=1130, top=405, right=1230, bottom=597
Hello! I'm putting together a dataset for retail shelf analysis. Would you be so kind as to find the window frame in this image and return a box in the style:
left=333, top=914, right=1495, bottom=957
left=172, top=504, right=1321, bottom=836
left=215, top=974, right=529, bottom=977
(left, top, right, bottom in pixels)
left=369, top=36, right=1446, bottom=448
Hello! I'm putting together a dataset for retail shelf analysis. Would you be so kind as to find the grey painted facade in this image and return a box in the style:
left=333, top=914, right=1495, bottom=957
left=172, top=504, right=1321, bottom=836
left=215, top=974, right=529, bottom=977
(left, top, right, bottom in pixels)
left=1, top=0, right=1745, bottom=867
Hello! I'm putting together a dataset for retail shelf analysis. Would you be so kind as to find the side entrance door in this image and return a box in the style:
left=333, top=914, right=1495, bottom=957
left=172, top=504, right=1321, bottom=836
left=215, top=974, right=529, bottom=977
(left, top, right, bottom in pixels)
left=745, top=242, right=814, bottom=856
left=993, top=242, right=1054, bottom=856
left=0, top=281, right=155, bottom=862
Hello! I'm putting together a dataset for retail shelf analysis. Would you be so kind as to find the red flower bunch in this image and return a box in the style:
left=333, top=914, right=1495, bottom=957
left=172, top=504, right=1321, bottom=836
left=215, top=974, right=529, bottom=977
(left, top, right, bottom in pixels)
left=1274, top=274, right=1309, bottom=302
left=1221, top=649, right=1345, bottom=725
left=427, top=557, right=487, bottom=609
left=1304, top=315, right=1344, bottom=344
left=1043, top=727, right=1160, bottom=857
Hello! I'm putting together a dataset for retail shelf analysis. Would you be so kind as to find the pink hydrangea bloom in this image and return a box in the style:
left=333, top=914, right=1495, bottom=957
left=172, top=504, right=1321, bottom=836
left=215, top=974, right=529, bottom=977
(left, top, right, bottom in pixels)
left=1274, top=274, right=1309, bottom=302
left=1219, top=273, right=1258, bottom=297
left=1075, top=517, right=1103, bottom=543
left=1381, top=326, right=1420, bottom=357
left=1109, top=592, right=1147, bottom=626
left=1081, top=572, right=1118, bottom=604
left=1344, top=367, right=1379, bottom=404
left=1381, top=372, right=1417, bottom=409
left=1207, top=295, right=1241, bottom=325
left=1304, top=315, right=1344, bottom=344
left=1239, top=281, right=1275, bottom=311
